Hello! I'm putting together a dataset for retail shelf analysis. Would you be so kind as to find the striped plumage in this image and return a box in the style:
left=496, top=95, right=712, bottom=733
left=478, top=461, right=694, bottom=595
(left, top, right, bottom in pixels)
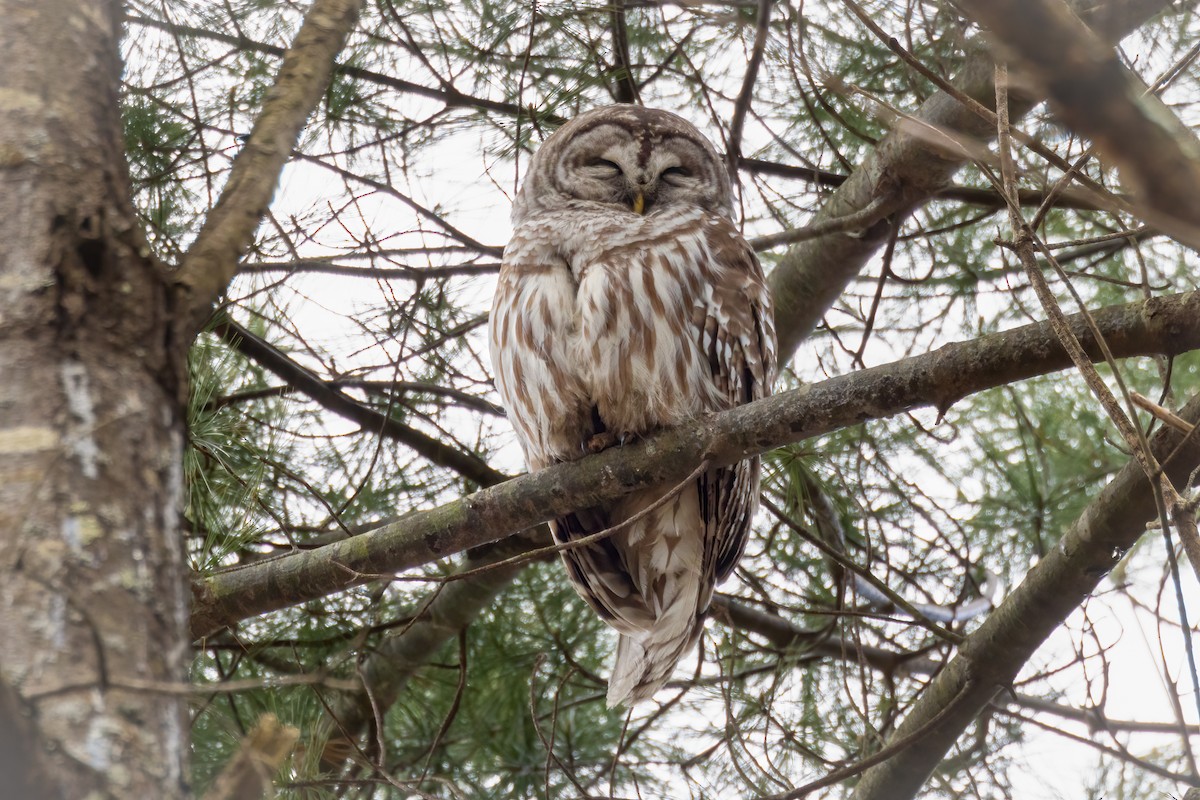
left=489, top=106, right=776, bottom=706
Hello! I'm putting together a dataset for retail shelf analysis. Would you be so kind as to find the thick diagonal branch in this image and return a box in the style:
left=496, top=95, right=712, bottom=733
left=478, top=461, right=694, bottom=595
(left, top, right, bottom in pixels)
left=174, top=0, right=364, bottom=338
left=214, top=318, right=505, bottom=487
left=958, top=0, right=1200, bottom=246
left=190, top=291, right=1200, bottom=637
left=766, top=0, right=1179, bottom=358
left=844, top=393, right=1200, bottom=800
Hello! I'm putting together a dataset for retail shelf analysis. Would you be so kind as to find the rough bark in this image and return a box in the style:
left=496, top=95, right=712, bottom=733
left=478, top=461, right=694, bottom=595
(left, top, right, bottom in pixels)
left=0, top=677, right=57, bottom=798
left=0, top=0, right=369, bottom=795
left=191, top=290, right=1200, bottom=637
left=0, top=1, right=188, bottom=797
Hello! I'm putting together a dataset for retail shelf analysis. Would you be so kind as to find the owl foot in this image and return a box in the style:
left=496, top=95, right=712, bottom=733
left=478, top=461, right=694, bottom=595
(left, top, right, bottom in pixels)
left=585, top=431, right=618, bottom=453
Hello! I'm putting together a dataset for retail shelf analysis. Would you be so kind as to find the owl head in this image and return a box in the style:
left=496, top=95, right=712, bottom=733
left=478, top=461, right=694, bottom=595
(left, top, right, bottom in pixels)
left=512, top=105, right=732, bottom=224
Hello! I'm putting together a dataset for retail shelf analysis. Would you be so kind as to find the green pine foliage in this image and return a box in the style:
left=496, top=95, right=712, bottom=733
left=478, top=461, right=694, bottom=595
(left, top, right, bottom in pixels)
left=121, top=0, right=1200, bottom=796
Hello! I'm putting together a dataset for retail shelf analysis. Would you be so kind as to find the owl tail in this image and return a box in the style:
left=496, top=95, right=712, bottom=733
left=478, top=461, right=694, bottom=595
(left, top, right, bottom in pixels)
left=606, top=610, right=704, bottom=707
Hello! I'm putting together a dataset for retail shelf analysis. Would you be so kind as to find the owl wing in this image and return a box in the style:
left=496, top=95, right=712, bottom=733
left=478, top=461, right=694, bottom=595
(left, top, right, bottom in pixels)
left=695, top=216, right=777, bottom=586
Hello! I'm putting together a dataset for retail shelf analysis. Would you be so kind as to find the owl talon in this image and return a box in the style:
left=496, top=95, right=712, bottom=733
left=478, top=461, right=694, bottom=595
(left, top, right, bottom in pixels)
left=586, top=431, right=618, bottom=453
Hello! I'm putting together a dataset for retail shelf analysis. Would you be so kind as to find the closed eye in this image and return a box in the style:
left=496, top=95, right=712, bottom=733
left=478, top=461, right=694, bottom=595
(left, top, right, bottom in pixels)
left=661, top=165, right=690, bottom=181
left=590, top=158, right=621, bottom=174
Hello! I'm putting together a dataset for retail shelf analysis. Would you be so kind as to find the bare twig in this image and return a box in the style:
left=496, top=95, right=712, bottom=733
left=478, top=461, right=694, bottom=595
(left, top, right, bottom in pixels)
left=740, top=157, right=1112, bottom=211
left=750, top=194, right=894, bottom=250
left=726, top=0, right=773, bottom=175
left=1133, top=392, right=1197, bottom=436
left=127, top=14, right=560, bottom=125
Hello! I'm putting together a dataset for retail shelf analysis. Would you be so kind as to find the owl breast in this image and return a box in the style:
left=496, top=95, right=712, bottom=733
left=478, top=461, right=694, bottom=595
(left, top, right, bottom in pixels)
left=491, top=205, right=729, bottom=468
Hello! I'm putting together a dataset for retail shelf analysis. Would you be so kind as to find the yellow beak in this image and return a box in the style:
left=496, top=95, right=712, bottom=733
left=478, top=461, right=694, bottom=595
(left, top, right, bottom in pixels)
left=632, top=192, right=645, bottom=215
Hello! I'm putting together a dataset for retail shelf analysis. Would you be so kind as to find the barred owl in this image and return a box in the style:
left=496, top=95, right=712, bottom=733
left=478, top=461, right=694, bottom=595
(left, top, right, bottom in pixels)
left=489, top=105, right=777, bottom=706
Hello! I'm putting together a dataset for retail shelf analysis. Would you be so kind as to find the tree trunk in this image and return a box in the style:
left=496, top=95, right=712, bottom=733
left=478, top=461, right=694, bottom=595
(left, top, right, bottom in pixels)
left=0, top=1, right=189, bottom=797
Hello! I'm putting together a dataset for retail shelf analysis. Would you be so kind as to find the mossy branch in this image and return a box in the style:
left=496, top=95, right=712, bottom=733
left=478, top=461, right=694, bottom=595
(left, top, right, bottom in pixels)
left=191, top=291, right=1200, bottom=638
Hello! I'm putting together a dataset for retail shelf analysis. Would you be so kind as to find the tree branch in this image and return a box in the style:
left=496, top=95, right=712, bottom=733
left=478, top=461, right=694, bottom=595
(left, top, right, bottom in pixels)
left=609, top=0, right=640, bottom=104
left=126, top=13, right=564, bottom=126
left=238, top=259, right=500, bottom=281
left=213, top=317, right=506, bottom=487
left=190, top=290, right=1200, bottom=637
left=208, top=378, right=505, bottom=418
left=726, top=0, right=772, bottom=173
left=765, top=0, right=1180, bottom=359
left=716, top=595, right=1200, bottom=735
left=712, top=595, right=940, bottom=677
left=958, top=0, right=1200, bottom=247
left=739, top=156, right=1112, bottom=211
left=294, top=154, right=504, bottom=257
left=848, top=397, right=1200, bottom=798
left=174, top=0, right=365, bottom=338
left=316, top=534, right=542, bottom=769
